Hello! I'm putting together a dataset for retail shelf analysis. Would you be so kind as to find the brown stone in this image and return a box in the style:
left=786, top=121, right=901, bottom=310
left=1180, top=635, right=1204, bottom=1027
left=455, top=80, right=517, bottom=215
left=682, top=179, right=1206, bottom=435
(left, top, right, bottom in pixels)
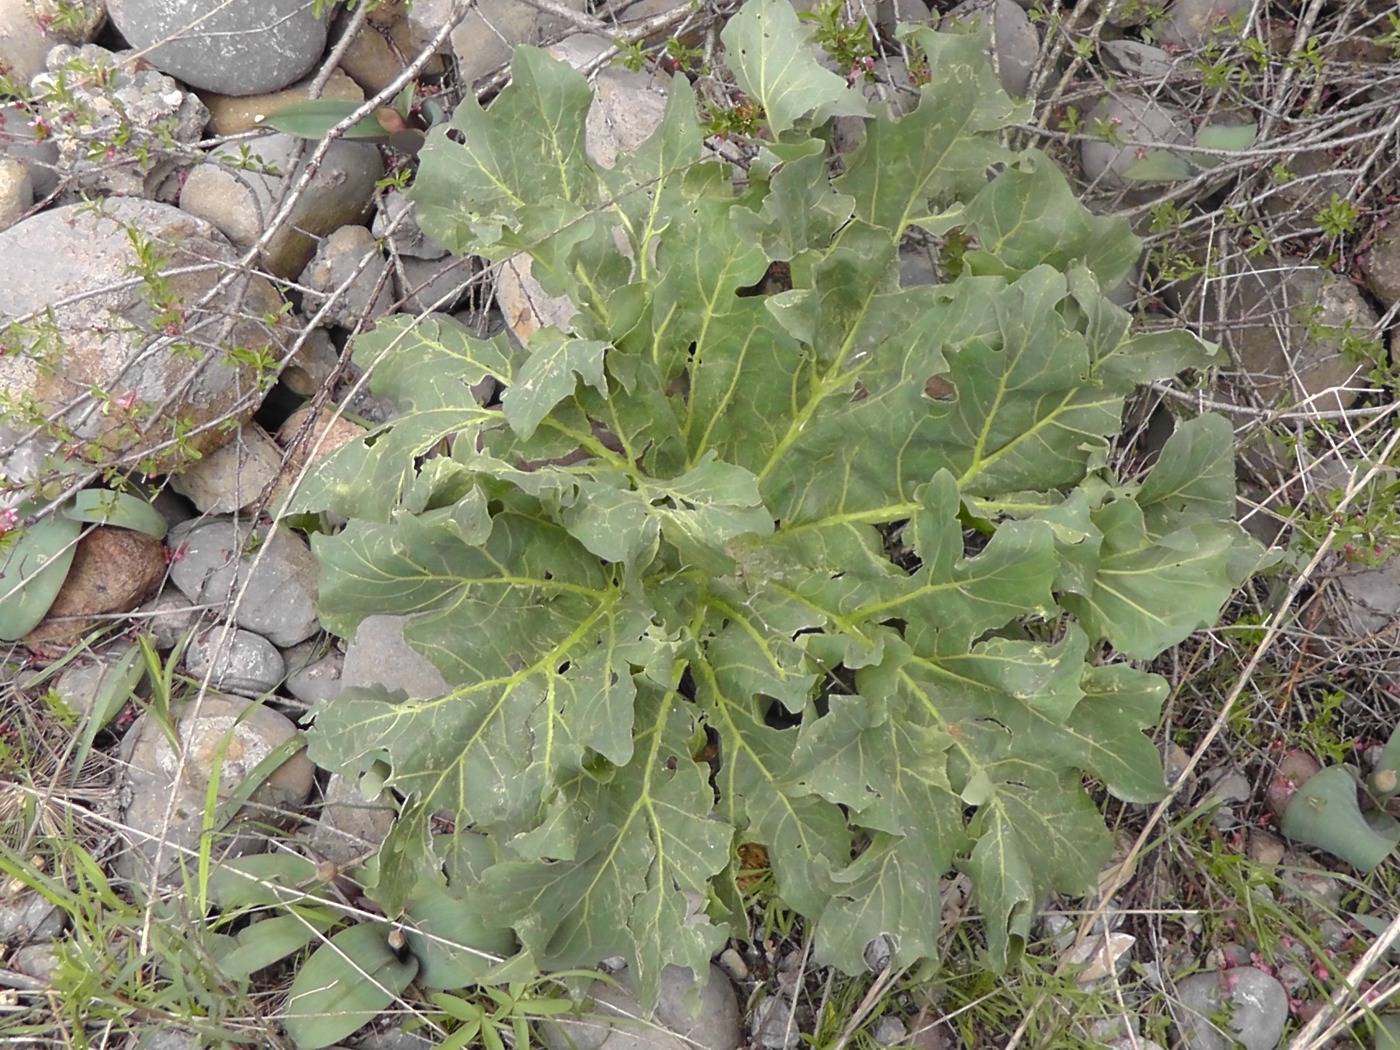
left=23, top=526, right=166, bottom=656
left=271, top=404, right=367, bottom=505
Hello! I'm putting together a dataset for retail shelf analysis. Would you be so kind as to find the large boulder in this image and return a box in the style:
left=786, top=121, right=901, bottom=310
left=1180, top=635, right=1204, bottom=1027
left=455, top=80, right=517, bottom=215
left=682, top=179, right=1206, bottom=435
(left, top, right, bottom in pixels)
left=0, top=198, right=290, bottom=473
left=106, top=0, right=329, bottom=95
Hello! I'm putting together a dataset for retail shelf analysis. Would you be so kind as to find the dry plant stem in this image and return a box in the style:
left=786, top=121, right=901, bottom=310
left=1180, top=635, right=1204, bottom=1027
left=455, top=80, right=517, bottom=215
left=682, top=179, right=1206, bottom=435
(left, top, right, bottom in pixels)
left=1287, top=909, right=1400, bottom=1049
left=1002, top=423, right=1400, bottom=1050
left=824, top=962, right=909, bottom=1050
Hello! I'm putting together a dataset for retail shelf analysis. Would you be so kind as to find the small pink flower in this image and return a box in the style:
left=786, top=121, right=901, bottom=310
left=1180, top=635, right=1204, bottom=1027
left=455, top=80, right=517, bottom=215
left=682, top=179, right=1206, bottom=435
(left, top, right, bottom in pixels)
left=115, top=389, right=138, bottom=410
left=0, top=506, right=18, bottom=533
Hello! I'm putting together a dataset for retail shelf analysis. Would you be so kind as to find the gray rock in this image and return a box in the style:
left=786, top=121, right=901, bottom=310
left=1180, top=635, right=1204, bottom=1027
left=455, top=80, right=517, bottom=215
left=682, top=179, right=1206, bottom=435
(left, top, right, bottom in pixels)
left=872, top=1017, right=907, bottom=1046
left=544, top=964, right=741, bottom=1050
left=284, top=648, right=344, bottom=706
left=185, top=624, right=286, bottom=695
left=1362, top=224, right=1400, bottom=310
left=301, top=225, right=395, bottom=328
left=1336, top=563, right=1400, bottom=635
left=544, top=35, right=671, bottom=170
left=279, top=325, right=342, bottom=397
left=1099, top=40, right=1177, bottom=82
left=0, top=156, right=32, bottom=229
left=0, top=891, right=66, bottom=943
left=10, top=943, right=61, bottom=981
left=945, top=0, right=1038, bottom=97
left=1256, top=151, right=1352, bottom=240
left=0, top=0, right=104, bottom=90
left=1080, top=95, right=1190, bottom=190
left=1174, top=967, right=1288, bottom=1050
left=751, top=996, right=801, bottom=1050
left=106, top=0, right=329, bottom=95
left=52, top=642, right=141, bottom=722
left=309, top=772, right=397, bottom=866
left=135, top=591, right=202, bottom=651
left=340, top=614, right=451, bottom=699
left=170, top=422, right=283, bottom=514
left=30, top=43, right=209, bottom=199
left=133, top=1030, right=203, bottom=1050
left=1189, top=255, right=1377, bottom=411
left=168, top=519, right=320, bottom=648
left=393, top=254, right=476, bottom=314
left=1153, top=0, right=1252, bottom=50
left=409, top=0, right=591, bottom=85
left=0, top=103, right=62, bottom=198
left=0, top=198, right=290, bottom=471
left=116, top=691, right=314, bottom=886
left=373, top=191, right=448, bottom=260
left=179, top=132, right=383, bottom=279
left=1105, top=1039, right=1167, bottom=1050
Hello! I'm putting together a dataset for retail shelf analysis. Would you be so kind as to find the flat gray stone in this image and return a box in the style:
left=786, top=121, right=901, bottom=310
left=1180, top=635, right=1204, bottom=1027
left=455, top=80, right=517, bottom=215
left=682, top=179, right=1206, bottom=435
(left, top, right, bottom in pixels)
left=106, top=0, right=329, bottom=95
left=1190, top=255, right=1377, bottom=411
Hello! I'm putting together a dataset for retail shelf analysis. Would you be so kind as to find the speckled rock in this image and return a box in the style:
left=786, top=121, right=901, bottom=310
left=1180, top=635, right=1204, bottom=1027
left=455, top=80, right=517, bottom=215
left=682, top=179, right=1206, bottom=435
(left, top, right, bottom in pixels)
left=1362, top=225, right=1400, bottom=311
left=1174, top=967, right=1288, bottom=1050
left=184, top=624, right=286, bottom=695
left=283, top=646, right=343, bottom=706
left=1256, top=151, right=1352, bottom=240
left=116, top=691, right=315, bottom=886
left=30, top=43, right=209, bottom=199
left=543, top=964, right=742, bottom=1050
left=135, top=590, right=202, bottom=651
left=0, top=890, right=66, bottom=943
left=340, top=613, right=451, bottom=699
left=331, top=1, right=446, bottom=96
left=179, top=132, right=384, bottom=279
left=51, top=641, right=141, bottom=722
left=393, top=254, right=476, bottom=313
left=198, top=67, right=364, bottom=136
left=168, top=519, right=320, bottom=648
left=0, top=199, right=290, bottom=470
left=373, top=191, right=448, bottom=260
left=278, top=326, right=342, bottom=397
left=106, top=0, right=330, bottom=95
left=170, top=422, right=283, bottom=514
left=270, top=403, right=368, bottom=507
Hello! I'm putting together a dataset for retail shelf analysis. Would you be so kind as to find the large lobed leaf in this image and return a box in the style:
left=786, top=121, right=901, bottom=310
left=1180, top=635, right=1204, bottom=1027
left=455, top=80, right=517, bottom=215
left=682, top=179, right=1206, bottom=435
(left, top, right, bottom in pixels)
left=294, top=6, right=1259, bottom=1005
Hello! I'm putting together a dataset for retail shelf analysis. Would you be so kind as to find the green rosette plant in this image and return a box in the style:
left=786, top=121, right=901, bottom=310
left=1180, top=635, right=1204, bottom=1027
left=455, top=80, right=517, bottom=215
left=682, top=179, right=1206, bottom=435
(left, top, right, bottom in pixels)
left=286, top=1, right=1260, bottom=1006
